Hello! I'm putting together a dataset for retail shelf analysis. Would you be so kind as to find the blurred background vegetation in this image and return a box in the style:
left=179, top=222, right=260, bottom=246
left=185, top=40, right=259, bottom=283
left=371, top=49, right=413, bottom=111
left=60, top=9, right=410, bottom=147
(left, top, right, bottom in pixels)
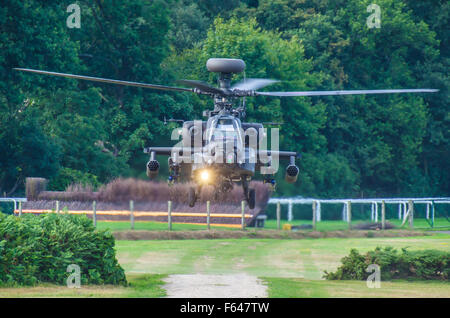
left=1, top=0, right=448, bottom=198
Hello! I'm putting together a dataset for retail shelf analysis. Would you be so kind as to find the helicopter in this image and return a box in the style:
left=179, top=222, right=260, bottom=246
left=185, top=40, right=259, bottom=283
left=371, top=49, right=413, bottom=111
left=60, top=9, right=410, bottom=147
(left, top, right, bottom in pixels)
left=14, top=58, right=438, bottom=209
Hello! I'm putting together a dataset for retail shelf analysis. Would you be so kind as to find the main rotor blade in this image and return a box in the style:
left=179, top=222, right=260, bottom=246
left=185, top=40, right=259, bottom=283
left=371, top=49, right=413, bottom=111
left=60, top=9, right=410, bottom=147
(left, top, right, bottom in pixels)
left=255, top=89, right=439, bottom=97
left=177, top=79, right=224, bottom=95
left=14, top=68, right=194, bottom=93
left=231, top=78, right=279, bottom=91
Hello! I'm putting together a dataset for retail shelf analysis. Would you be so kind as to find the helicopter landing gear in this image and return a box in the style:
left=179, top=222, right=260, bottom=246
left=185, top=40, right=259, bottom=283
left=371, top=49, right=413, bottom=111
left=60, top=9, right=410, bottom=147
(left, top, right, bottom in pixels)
left=188, top=187, right=196, bottom=207
left=167, top=175, right=178, bottom=185
left=248, top=188, right=255, bottom=210
left=188, top=185, right=202, bottom=207
left=168, top=158, right=180, bottom=186
left=263, top=177, right=277, bottom=190
left=242, top=178, right=256, bottom=210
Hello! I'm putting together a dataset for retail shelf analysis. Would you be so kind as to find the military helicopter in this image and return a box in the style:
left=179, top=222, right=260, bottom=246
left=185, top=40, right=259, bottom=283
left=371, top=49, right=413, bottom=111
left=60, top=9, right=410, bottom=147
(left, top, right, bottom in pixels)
left=14, top=58, right=438, bottom=209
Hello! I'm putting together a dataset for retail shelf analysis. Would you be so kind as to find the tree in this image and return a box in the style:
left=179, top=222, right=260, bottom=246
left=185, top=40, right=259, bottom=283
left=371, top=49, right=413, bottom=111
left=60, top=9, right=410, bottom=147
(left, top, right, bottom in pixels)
left=403, top=0, right=450, bottom=195
left=0, top=1, right=80, bottom=194
left=72, top=0, right=190, bottom=176
left=167, top=0, right=210, bottom=53
left=233, top=0, right=442, bottom=196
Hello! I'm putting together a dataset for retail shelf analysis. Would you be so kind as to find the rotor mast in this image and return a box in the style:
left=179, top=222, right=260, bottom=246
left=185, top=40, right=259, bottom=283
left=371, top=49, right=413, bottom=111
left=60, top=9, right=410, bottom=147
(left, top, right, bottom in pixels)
left=206, top=58, right=246, bottom=116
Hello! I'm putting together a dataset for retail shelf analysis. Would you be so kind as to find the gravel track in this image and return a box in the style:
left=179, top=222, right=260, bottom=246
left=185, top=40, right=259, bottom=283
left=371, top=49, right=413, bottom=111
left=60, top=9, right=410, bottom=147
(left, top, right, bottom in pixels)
left=163, top=273, right=268, bottom=298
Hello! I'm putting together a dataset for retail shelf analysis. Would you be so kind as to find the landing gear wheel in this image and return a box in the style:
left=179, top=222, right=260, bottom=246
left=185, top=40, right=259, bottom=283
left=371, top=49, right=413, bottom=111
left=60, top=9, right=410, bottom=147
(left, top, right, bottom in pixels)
left=188, top=187, right=196, bottom=207
left=248, top=188, right=255, bottom=210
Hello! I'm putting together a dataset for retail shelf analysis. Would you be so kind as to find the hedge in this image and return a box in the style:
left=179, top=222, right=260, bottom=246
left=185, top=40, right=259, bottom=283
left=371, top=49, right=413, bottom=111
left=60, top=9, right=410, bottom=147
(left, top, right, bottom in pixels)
left=0, top=213, right=127, bottom=286
left=324, top=246, right=449, bottom=281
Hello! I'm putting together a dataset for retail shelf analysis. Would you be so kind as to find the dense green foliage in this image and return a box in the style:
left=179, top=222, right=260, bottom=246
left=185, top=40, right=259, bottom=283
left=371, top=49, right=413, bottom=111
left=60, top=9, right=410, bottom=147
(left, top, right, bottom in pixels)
left=0, top=213, right=127, bottom=286
left=324, top=246, right=449, bottom=281
left=0, top=0, right=448, bottom=198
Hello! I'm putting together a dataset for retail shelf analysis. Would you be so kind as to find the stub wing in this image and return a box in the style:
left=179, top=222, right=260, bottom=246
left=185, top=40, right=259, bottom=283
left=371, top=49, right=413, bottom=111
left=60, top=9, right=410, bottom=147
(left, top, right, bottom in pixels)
left=144, top=147, right=298, bottom=159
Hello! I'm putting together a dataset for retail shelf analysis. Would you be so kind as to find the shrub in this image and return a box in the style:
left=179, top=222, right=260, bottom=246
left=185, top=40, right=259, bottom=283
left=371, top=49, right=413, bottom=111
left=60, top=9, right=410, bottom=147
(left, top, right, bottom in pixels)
left=37, top=177, right=272, bottom=206
left=324, top=247, right=449, bottom=281
left=0, top=213, right=127, bottom=286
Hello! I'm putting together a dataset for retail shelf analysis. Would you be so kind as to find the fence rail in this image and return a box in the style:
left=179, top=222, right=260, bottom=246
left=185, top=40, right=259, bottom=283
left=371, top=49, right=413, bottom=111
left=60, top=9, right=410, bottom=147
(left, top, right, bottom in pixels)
left=268, top=197, right=450, bottom=228
left=6, top=199, right=252, bottom=230
left=15, top=209, right=253, bottom=218
left=0, top=197, right=27, bottom=213
left=3, top=196, right=449, bottom=230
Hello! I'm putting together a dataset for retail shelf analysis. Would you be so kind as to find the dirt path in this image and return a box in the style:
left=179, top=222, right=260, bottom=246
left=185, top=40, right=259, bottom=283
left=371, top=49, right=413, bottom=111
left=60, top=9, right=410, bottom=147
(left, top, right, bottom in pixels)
left=163, top=273, right=268, bottom=298
left=113, top=229, right=427, bottom=240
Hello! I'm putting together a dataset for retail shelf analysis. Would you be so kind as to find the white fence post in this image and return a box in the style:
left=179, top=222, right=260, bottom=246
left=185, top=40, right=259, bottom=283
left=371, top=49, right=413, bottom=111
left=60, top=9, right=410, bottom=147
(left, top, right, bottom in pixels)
left=287, top=201, right=293, bottom=222
left=276, top=202, right=281, bottom=230
left=168, top=200, right=172, bottom=231
left=130, top=200, right=134, bottom=230
left=408, top=200, right=414, bottom=229
left=316, top=201, right=321, bottom=222
left=342, top=204, right=348, bottom=222
left=375, top=202, right=378, bottom=222
left=241, top=201, right=246, bottom=230
left=347, top=201, right=352, bottom=230
left=312, top=201, right=317, bottom=231
left=92, top=201, right=97, bottom=227
left=206, top=201, right=211, bottom=230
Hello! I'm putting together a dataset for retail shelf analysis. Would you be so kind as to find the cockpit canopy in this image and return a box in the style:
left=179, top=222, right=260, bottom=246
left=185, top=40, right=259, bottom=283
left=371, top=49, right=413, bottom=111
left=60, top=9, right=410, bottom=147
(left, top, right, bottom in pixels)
left=206, top=115, right=243, bottom=147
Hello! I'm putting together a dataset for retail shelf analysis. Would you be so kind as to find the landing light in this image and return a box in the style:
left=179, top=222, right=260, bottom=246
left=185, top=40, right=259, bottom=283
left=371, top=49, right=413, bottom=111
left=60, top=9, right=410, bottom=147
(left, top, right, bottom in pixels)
left=200, top=170, right=210, bottom=182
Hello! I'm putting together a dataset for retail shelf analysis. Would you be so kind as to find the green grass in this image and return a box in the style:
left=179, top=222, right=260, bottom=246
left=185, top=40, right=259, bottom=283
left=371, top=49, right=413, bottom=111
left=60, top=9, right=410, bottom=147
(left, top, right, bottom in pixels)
left=263, top=217, right=450, bottom=231
left=0, top=273, right=167, bottom=298
left=96, top=220, right=241, bottom=232
left=115, top=234, right=450, bottom=279
left=96, top=217, right=449, bottom=232
left=1, top=234, right=449, bottom=297
left=263, top=278, right=450, bottom=298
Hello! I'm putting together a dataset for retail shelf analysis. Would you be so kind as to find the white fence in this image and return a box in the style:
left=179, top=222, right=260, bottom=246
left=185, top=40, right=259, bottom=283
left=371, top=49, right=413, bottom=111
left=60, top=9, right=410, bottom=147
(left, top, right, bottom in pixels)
left=0, top=197, right=27, bottom=212
left=268, top=197, right=450, bottom=225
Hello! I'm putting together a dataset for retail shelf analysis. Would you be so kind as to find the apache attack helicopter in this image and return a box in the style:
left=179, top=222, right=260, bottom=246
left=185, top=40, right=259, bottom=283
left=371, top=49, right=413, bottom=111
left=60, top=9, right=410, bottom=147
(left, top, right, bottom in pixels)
left=15, top=58, right=438, bottom=209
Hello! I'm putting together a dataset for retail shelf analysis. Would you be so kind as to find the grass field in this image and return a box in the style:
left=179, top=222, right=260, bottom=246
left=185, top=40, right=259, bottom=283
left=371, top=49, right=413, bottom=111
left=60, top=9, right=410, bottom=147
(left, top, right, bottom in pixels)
left=0, top=274, right=167, bottom=298
left=116, top=234, right=450, bottom=278
left=116, top=233, right=450, bottom=297
left=263, top=278, right=450, bottom=297
left=95, top=217, right=450, bottom=232
left=265, top=217, right=450, bottom=231
left=2, top=223, right=449, bottom=298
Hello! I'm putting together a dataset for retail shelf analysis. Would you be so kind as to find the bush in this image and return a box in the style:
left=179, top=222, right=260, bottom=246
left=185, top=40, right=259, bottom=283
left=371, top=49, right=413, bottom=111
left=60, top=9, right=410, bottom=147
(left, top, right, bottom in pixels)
left=0, top=213, right=127, bottom=286
left=37, top=178, right=272, bottom=206
left=324, top=247, right=449, bottom=281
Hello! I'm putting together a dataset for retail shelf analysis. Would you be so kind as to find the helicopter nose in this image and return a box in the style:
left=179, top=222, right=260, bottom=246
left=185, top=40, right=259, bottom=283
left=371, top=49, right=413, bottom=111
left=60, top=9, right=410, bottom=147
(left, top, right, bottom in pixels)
left=226, top=152, right=236, bottom=164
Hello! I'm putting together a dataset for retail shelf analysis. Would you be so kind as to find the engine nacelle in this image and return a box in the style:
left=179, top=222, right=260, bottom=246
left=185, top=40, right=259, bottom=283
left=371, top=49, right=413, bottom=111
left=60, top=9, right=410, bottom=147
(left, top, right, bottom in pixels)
left=146, top=160, right=160, bottom=178
left=285, top=164, right=299, bottom=183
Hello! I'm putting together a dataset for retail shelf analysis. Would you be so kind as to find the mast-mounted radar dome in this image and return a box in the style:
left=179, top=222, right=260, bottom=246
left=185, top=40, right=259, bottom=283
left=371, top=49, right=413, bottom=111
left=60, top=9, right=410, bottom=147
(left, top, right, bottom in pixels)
left=206, top=58, right=246, bottom=74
